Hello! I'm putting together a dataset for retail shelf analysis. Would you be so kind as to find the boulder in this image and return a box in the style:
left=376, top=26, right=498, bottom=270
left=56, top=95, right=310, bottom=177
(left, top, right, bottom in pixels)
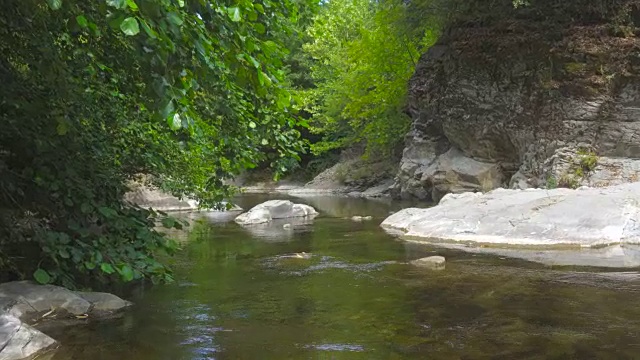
left=382, top=182, right=640, bottom=249
left=235, top=200, right=318, bottom=225
left=410, top=256, right=446, bottom=270
left=0, top=281, right=90, bottom=317
left=76, top=292, right=132, bottom=313
left=0, top=314, right=57, bottom=360
left=0, top=281, right=133, bottom=360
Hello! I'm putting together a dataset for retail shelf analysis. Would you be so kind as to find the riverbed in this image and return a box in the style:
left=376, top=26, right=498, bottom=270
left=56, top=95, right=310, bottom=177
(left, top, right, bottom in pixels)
left=47, top=195, right=640, bottom=359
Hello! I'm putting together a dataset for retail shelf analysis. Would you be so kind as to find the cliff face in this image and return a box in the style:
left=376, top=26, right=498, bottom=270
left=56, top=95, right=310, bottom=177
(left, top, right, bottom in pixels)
left=393, top=0, right=640, bottom=201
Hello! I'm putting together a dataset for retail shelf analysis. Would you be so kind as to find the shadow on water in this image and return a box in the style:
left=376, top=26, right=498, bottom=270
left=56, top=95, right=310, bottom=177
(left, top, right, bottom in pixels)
left=47, top=195, right=640, bottom=359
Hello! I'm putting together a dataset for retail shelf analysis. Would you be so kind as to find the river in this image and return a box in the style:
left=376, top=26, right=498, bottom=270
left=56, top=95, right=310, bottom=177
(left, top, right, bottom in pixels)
left=47, top=195, right=640, bottom=359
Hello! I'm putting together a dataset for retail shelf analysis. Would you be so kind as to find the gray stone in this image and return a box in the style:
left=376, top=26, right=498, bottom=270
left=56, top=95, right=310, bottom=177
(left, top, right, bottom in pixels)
left=0, top=282, right=133, bottom=360
left=0, top=314, right=57, bottom=360
left=0, top=281, right=90, bottom=316
left=75, top=292, right=132, bottom=313
left=410, top=256, right=446, bottom=270
left=125, top=183, right=242, bottom=212
left=235, top=200, right=318, bottom=225
left=382, top=183, right=640, bottom=254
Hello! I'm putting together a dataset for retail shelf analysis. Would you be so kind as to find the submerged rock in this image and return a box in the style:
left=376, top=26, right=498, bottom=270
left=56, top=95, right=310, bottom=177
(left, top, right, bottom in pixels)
left=382, top=183, right=640, bottom=265
left=0, top=281, right=132, bottom=360
left=411, top=256, right=446, bottom=270
left=351, top=216, right=373, bottom=222
left=235, top=200, right=318, bottom=225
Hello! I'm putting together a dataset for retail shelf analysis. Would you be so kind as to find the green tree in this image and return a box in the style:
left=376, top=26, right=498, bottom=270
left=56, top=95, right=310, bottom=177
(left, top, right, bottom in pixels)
left=0, top=0, right=305, bottom=288
left=301, top=0, right=438, bottom=158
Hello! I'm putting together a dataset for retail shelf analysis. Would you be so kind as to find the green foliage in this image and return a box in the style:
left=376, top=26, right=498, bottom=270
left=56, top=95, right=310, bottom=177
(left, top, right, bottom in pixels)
left=0, top=0, right=305, bottom=288
left=545, top=176, right=558, bottom=189
left=578, top=149, right=599, bottom=173
left=558, top=174, right=581, bottom=189
left=549, top=149, right=598, bottom=190
left=300, top=0, right=439, bottom=158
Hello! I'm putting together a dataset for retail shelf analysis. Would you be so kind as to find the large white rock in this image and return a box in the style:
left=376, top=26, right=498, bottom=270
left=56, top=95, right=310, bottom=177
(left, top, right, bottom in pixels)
left=382, top=182, right=640, bottom=248
left=235, top=200, right=318, bottom=225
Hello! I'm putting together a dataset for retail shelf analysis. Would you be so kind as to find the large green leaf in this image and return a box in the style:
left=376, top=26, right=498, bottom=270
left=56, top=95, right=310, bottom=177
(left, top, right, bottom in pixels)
left=76, top=15, right=88, bottom=28
left=34, top=269, right=51, bottom=284
left=120, top=17, right=140, bottom=36
left=227, top=7, right=241, bottom=22
left=46, top=0, right=62, bottom=10
left=125, top=0, right=138, bottom=11
left=169, top=113, right=182, bottom=131
left=100, top=263, right=115, bottom=274
left=119, top=265, right=134, bottom=282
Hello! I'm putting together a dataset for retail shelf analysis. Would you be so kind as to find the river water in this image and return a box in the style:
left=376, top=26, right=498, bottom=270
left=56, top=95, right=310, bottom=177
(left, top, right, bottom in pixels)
left=48, top=195, right=640, bottom=359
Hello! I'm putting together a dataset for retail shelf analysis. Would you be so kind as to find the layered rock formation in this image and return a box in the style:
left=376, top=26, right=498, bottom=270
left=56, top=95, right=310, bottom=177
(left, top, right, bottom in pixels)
left=393, top=0, right=640, bottom=201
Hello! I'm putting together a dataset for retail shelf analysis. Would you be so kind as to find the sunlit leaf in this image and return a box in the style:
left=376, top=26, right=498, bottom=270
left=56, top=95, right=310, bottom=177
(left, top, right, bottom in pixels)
left=169, top=113, right=182, bottom=130
left=76, top=15, right=88, bottom=28
left=100, top=263, right=115, bottom=274
left=106, top=0, right=126, bottom=9
left=46, top=0, right=62, bottom=10
left=125, top=0, right=138, bottom=11
left=120, top=17, right=140, bottom=36
left=227, top=7, right=241, bottom=22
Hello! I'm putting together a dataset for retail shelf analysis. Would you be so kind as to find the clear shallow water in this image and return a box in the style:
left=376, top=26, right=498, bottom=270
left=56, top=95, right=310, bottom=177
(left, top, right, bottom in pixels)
left=47, top=195, right=640, bottom=359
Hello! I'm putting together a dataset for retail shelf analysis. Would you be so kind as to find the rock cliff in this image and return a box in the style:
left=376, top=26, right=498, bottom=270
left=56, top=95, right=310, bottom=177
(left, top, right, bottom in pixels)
left=393, top=0, right=640, bottom=201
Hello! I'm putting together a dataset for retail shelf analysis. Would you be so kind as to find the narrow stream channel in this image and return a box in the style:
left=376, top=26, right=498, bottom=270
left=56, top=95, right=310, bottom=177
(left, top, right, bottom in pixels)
left=47, top=195, right=640, bottom=359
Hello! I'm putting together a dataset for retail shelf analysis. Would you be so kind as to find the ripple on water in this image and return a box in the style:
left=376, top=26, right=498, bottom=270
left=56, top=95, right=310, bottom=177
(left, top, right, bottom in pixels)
left=261, top=254, right=398, bottom=276
left=303, top=343, right=365, bottom=352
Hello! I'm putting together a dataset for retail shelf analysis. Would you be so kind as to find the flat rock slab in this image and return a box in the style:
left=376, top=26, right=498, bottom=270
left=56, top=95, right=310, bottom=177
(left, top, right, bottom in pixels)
left=382, top=182, right=640, bottom=248
left=235, top=200, right=318, bottom=225
left=0, top=314, right=56, bottom=360
left=0, top=282, right=90, bottom=316
left=0, top=281, right=132, bottom=360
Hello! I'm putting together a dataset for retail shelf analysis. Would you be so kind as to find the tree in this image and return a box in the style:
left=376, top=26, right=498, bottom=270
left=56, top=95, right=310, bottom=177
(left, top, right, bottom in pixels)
left=0, top=0, right=305, bottom=287
left=300, top=0, right=438, bottom=159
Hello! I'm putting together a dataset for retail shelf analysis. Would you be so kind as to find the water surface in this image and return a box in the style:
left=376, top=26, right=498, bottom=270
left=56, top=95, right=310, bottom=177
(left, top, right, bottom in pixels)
left=48, top=195, right=640, bottom=359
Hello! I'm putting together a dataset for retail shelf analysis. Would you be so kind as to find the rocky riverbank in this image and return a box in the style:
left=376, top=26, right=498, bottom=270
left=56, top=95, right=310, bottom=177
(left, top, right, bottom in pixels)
left=0, top=281, right=131, bottom=360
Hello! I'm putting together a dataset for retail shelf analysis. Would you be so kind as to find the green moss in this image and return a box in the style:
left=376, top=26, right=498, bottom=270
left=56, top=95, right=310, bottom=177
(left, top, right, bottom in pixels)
left=564, top=62, right=587, bottom=75
left=578, top=149, right=598, bottom=172
left=558, top=174, right=581, bottom=189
